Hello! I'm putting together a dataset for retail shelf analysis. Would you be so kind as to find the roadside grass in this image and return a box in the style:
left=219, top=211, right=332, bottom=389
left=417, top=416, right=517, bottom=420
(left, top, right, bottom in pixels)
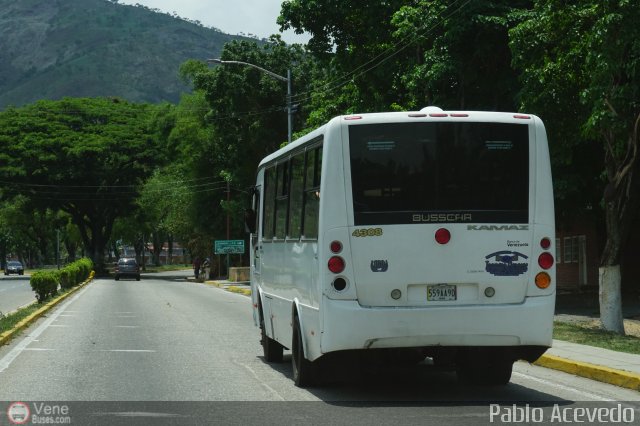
left=554, top=321, right=640, bottom=355
left=0, top=302, right=39, bottom=335
left=0, top=287, right=78, bottom=337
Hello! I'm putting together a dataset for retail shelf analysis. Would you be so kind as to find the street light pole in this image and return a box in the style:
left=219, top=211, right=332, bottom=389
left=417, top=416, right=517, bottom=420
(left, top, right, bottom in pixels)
left=207, top=59, right=293, bottom=144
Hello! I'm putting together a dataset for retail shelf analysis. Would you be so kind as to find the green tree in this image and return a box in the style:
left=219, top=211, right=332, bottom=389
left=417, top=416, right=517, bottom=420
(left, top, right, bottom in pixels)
left=279, top=0, right=529, bottom=119
left=511, top=0, right=640, bottom=333
left=178, top=38, right=313, bottom=251
left=0, top=97, right=161, bottom=271
left=137, top=167, right=194, bottom=265
left=0, top=197, right=60, bottom=266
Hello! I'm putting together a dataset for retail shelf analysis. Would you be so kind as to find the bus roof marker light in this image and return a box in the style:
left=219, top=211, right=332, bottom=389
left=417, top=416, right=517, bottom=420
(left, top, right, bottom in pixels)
left=435, top=228, right=451, bottom=245
left=429, top=113, right=448, bottom=117
left=450, top=113, right=469, bottom=118
left=514, top=114, right=531, bottom=119
left=344, top=116, right=362, bottom=121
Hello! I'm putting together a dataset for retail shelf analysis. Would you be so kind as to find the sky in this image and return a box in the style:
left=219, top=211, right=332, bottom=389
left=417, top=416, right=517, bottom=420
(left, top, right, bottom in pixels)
left=118, top=0, right=309, bottom=44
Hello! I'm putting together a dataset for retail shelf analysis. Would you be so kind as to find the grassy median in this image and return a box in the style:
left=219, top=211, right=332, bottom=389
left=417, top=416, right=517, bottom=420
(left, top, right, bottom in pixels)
left=0, top=287, right=78, bottom=337
left=553, top=321, right=640, bottom=355
left=0, top=302, right=40, bottom=335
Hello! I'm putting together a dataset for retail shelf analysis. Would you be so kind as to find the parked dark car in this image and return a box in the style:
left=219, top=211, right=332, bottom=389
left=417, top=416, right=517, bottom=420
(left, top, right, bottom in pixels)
left=4, top=261, right=24, bottom=275
left=114, top=258, right=141, bottom=281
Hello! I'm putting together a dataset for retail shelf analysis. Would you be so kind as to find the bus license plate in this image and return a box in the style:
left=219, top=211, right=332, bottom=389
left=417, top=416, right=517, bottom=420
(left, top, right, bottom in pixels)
left=427, top=284, right=457, bottom=301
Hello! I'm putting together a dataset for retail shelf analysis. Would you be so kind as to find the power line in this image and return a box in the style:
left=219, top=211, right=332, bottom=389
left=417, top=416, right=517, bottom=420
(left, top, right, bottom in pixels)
left=2, top=183, right=243, bottom=202
left=0, top=177, right=227, bottom=190
left=289, top=0, right=472, bottom=105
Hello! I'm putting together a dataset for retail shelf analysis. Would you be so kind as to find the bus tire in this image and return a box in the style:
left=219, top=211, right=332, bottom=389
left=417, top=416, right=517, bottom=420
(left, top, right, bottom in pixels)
left=292, top=316, right=316, bottom=387
left=456, top=350, right=513, bottom=386
left=480, top=360, right=513, bottom=386
left=260, top=308, right=283, bottom=363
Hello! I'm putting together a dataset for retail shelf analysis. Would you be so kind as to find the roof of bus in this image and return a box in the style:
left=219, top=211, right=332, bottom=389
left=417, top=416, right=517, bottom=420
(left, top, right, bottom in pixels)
left=257, top=107, right=541, bottom=168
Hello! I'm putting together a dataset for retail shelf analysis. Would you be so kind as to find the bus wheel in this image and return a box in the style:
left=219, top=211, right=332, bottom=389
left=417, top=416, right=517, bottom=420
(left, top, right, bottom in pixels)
left=480, top=359, right=513, bottom=385
left=456, top=350, right=513, bottom=386
left=292, top=316, right=316, bottom=387
left=260, top=309, right=283, bottom=362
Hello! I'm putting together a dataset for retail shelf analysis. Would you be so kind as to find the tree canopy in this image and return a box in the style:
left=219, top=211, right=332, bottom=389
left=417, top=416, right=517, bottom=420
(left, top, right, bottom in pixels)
left=0, top=97, right=161, bottom=270
left=511, top=0, right=640, bottom=332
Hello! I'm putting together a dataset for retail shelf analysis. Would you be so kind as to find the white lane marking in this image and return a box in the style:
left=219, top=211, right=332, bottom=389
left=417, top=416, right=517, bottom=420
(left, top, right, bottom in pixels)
left=115, top=312, right=134, bottom=314
left=512, top=371, right=614, bottom=402
left=23, top=348, right=56, bottom=351
left=232, top=358, right=286, bottom=401
left=115, top=326, right=140, bottom=328
left=58, top=314, right=76, bottom=317
left=49, top=325, right=70, bottom=328
left=96, top=350, right=155, bottom=353
left=0, top=286, right=89, bottom=374
left=116, top=316, right=137, bottom=318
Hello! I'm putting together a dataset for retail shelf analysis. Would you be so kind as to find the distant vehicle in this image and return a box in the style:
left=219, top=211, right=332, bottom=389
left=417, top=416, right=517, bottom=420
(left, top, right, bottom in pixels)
left=248, top=107, right=555, bottom=387
left=114, top=258, right=141, bottom=281
left=4, top=260, right=24, bottom=275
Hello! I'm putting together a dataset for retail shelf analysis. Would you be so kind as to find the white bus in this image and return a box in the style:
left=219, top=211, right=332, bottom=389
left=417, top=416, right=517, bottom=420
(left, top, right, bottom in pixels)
left=247, top=107, right=555, bottom=387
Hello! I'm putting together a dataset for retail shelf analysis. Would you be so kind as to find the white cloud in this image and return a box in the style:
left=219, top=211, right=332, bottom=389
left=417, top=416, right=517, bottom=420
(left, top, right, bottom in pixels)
left=118, top=0, right=309, bottom=43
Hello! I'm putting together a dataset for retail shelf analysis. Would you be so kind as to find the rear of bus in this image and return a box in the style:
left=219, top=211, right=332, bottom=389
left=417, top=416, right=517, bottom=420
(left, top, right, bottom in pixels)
left=320, top=109, right=555, bottom=384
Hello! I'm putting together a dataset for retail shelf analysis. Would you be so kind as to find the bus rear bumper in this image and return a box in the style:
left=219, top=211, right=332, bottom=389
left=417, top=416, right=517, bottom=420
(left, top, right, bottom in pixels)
left=320, top=295, right=554, bottom=358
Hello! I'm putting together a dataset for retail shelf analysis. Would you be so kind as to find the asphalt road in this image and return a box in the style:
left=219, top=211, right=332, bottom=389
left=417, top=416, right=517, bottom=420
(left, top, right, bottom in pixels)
left=0, top=270, right=638, bottom=425
left=0, top=274, right=34, bottom=315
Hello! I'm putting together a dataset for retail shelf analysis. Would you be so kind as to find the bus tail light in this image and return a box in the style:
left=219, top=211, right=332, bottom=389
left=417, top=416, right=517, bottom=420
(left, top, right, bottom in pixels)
left=538, top=252, right=554, bottom=269
left=330, top=240, right=343, bottom=253
left=332, top=277, right=347, bottom=291
left=328, top=256, right=345, bottom=274
left=540, top=237, right=551, bottom=249
left=435, top=228, right=451, bottom=245
left=535, top=272, right=551, bottom=289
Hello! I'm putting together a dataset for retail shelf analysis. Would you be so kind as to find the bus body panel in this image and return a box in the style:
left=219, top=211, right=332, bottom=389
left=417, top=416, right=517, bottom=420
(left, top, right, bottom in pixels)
left=251, top=109, right=555, bottom=366
left=320, top=295, right=554, bottom=353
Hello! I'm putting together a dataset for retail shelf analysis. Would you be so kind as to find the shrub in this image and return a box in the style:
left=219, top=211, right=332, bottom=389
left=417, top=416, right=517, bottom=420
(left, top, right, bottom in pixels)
left=30, top=271, right=60, bottom=303
left=58, top=269, right=73, bottom=290
left=29, top=258, right=94, bottom=302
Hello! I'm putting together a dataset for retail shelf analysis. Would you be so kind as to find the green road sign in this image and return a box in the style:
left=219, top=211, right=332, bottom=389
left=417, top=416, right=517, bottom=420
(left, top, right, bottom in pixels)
left=214, top=239, right=245, bottom=254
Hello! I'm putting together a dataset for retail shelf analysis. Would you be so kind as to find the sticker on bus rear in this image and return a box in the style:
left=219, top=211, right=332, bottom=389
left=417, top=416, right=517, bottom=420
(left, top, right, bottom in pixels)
left=485, top=251, right=528, bottom=276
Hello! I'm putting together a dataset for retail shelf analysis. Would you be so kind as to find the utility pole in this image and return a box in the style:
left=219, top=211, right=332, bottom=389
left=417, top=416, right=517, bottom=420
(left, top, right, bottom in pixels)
left=56, top=229, right=60, bottom=270
left=226, top=180, right=230, bottom=278
left=207, top=59, right=293, bottom=144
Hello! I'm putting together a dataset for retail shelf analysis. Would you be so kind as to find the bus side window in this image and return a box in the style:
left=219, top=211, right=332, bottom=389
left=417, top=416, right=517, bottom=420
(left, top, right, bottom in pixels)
left=288, top=153, right=305, bottom=239
left=263, top=167, right=276, bottom=239
left=302, top=146, right=322, bottom=239
left=275, top=161, right=290, bottom=239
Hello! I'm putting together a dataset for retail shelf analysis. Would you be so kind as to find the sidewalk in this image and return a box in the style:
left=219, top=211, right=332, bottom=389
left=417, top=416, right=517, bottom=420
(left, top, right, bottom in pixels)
left=536, top=340, right=640, bottom=391
left=196, top=278, right=640, bottom=391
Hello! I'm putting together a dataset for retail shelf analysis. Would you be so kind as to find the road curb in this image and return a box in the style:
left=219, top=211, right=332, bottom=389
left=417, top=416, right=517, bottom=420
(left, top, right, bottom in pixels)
left=201, top=280, right=251, bottom=296
left=534, top=353, right=640, bottom=391
left=0, top=274, right=94, bottom=347
left=226, top=285, right=251, bottom=296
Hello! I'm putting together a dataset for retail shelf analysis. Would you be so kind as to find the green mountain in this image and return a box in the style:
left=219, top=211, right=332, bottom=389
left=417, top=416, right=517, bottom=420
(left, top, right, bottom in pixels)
left=0, top=0, right=253, bottom=109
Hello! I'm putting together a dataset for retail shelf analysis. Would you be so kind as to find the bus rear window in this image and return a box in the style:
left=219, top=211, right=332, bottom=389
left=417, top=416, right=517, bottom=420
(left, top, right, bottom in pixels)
left=349, top=122, right=529, bottom=225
